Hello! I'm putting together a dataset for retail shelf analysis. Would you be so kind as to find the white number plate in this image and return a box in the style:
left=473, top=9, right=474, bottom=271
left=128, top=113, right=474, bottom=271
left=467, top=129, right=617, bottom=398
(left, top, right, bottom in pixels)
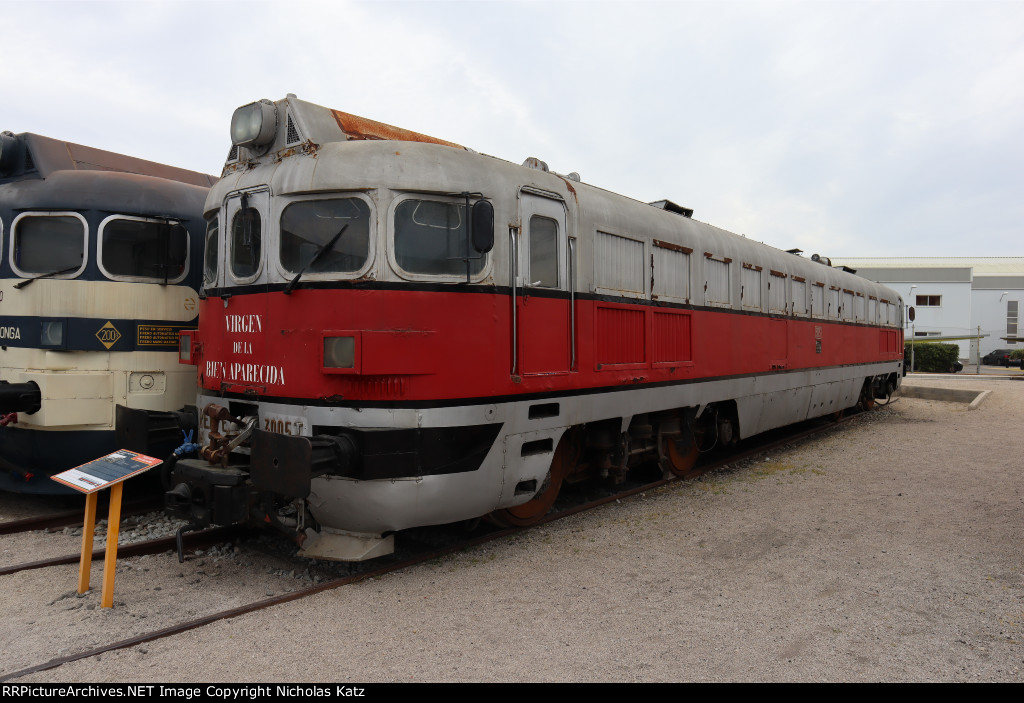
left=261, top=412, right=309, bottom=437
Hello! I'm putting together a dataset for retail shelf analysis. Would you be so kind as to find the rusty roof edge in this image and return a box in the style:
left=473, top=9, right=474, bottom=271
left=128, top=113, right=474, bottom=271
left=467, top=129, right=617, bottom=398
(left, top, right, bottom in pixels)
left=330, top=109, right=466, bottom=151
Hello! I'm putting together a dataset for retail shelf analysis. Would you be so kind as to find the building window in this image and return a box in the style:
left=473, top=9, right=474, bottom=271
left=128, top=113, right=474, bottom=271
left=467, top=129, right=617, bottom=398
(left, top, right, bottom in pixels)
left=915, top=295, right=941, bottom=307
left=914, top=331, right=941, bottom=337
left=1009, top=300, right=1019, bottom=346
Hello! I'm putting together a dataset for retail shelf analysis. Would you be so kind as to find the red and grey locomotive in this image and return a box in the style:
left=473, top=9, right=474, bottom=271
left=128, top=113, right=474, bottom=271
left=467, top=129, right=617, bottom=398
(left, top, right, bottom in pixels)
left=153, top=95, right=903, bottom=560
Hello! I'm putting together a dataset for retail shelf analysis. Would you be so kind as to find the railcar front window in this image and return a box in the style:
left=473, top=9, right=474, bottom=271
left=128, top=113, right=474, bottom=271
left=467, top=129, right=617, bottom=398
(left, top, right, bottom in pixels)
left=204, top=216, right=219, bottom=284
left=231, top=206, right=262, bottom=278
left=100, top=217, right=187, bottom=282
left=12, top=215, right=84, bottom=275
left=394, top=199, right=482, bottom=277
left=280, top=198, right=370, bottom=274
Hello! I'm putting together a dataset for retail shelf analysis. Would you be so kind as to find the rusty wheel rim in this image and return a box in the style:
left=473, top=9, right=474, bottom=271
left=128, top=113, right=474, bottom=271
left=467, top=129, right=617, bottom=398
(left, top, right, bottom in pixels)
left=662, top=431, right=700, bottom=479
left=490, top=437, right=570, bottom=528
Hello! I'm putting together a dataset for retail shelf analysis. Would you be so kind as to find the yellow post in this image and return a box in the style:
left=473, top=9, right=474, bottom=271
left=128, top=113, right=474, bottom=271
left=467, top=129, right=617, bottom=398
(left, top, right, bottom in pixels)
left=77, top=491, right=98, bottom=594
left=100, top=482, right=123, bottom=608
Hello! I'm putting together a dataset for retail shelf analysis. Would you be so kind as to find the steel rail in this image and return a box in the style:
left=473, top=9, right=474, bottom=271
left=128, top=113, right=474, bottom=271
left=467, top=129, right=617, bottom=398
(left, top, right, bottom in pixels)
left=0, top=497, right=163, bottom=536
left=0, top=525, right=246, bottom=577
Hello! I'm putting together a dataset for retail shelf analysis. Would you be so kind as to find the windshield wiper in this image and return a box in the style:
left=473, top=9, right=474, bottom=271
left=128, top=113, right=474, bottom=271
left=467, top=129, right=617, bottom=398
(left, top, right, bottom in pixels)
left=14, top=262, right=81, bottom=290
left=283, top=224, right=348, bottom=295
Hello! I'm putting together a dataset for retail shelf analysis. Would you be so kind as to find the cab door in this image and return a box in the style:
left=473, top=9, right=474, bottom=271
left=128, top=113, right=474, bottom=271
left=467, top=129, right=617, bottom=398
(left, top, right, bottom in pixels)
left=213, top=189, right=272, bottom=394
left=517, top=193, right=571, bottom=375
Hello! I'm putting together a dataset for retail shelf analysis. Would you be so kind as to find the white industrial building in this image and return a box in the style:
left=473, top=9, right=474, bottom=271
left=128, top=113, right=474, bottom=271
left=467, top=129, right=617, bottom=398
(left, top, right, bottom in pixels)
left=828, top=257, right=1024, bottom=361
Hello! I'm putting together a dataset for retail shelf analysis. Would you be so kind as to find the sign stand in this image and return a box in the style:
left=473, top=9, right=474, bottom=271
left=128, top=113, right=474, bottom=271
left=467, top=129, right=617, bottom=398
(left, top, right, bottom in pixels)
left=52, top=449, right=162, bottom=608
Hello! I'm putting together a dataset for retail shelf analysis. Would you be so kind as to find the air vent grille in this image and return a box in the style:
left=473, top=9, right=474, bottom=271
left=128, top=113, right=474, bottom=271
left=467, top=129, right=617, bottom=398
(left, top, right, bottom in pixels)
left=286, top=114, right=301, bottom=144
left=227, top=144, right=238, bottom=162
left=24, top=150, right=34, bottom=171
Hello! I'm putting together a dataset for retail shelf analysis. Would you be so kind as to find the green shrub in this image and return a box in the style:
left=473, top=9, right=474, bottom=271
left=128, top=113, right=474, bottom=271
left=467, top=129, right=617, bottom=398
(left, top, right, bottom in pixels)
left=1011, top=349, right=1024, bottom=361
left=903, top=341, right=960, bottom=372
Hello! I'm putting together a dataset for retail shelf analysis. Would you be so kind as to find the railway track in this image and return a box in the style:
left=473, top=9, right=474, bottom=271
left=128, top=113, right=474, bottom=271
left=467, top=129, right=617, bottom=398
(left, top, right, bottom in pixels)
left=0, top=405, right=891, bottom=682
left=0, top=524, right=247, bottom=577
left=0, top=497, right=163, bottom=536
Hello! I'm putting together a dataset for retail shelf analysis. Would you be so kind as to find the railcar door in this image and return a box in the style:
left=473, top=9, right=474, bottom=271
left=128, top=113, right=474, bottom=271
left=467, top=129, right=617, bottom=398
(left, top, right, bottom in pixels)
left=516, top=193, right=571, bottom=375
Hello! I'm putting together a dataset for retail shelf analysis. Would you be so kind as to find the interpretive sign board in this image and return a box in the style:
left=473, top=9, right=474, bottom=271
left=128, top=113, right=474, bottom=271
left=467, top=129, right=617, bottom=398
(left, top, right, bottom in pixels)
left=50, top=449, right=162, bottom=608
left=51, top=449, right=161, bottom=493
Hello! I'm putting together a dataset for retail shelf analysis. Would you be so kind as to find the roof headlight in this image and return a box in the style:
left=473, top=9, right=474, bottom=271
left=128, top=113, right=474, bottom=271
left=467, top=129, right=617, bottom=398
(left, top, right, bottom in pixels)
left=230, top=100, right=278, bottom=148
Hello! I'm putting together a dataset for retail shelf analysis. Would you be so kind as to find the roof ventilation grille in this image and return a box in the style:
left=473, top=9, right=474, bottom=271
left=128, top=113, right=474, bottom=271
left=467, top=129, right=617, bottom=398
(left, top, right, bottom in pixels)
left=648, top=199, right=693, bottom=218
left=286, top=114, right=301, bottom=144
left=227, top=144, right=239, bottom=163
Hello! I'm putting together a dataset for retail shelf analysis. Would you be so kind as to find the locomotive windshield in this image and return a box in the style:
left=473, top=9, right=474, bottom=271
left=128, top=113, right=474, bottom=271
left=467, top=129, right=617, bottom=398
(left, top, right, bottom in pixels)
left=394, top=199, right=484, bottom=277
left=99, top=216, right=188, bottom=283
left=280, top=198, right=370, bottom=274
left=11, top=213, right=85, bottom=276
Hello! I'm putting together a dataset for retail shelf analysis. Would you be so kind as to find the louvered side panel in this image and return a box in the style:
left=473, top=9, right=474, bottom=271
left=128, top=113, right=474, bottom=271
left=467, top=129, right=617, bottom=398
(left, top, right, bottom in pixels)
left=769, top=275, right=787, bottom=312
left=741, top=267, right=761, bottom=309
left=652, top=247, right=689, bottom=300
left=652, top=310, right=692, bottom=363
left=595, top=305, right=645, bottom=365
left=595, top=231, right=644, bottom=294
left=705, top=258, right=730, bottom=305
left=811, top=285, right=824, bottom=316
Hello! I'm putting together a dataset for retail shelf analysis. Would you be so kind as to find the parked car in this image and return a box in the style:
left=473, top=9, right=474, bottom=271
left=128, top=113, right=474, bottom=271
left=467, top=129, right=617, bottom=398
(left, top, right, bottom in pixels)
left=949, top=360, right=964, bottom=373
left=982, top=349, right=1016, bottom=366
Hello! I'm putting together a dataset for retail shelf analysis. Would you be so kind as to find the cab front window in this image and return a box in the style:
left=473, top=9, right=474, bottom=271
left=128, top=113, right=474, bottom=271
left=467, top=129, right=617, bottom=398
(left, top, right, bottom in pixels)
left=10, top=212, right=86, bottom=278
left=99, top=215, right=188, bottom=283
left=279, top=197, right=371, bottom=274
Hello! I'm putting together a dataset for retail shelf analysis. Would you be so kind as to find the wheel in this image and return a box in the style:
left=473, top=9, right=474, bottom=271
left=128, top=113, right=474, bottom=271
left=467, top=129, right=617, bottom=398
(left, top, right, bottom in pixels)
left=488, top=433, right=571, bottom=527
left=660, top=429, right=700, bottom=479
left=859, top=382, right=875, bottom=411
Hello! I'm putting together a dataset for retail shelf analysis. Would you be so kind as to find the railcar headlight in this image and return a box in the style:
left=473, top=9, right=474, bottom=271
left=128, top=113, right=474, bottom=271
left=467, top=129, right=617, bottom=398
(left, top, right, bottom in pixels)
left=323, top=336, right=356, bottom=369
left=230, top=100, right=278, bottom=148
left=40, top=320, right=66, bottom=349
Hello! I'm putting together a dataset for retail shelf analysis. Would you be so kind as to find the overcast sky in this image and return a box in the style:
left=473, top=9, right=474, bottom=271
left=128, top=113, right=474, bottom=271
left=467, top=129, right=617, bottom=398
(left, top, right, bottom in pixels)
left=4, top=0, right=1022, bottom=257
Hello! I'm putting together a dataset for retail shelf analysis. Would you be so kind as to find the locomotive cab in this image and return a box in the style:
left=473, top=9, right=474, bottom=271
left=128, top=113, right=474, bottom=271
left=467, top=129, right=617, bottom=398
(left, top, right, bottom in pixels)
left=0, top=131, right=215, bottom=493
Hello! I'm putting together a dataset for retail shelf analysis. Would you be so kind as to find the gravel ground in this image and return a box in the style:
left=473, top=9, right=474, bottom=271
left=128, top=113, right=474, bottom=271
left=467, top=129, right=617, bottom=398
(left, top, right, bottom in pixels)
left=2, top=373, right=1022, bottom=682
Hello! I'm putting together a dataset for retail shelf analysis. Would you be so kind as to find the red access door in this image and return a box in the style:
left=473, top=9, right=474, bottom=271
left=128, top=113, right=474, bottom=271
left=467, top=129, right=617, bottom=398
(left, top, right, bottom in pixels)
left=516, top=193, right=571, bottom=375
